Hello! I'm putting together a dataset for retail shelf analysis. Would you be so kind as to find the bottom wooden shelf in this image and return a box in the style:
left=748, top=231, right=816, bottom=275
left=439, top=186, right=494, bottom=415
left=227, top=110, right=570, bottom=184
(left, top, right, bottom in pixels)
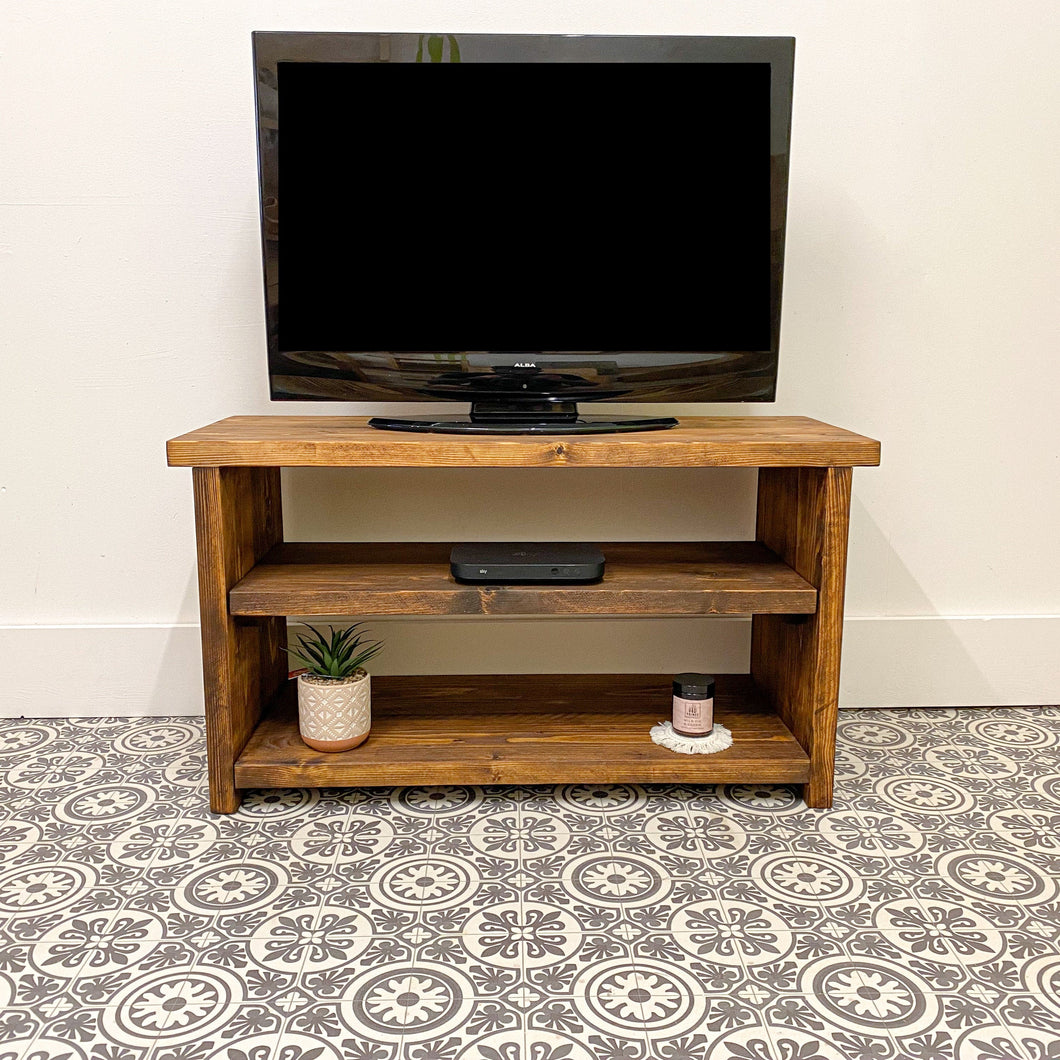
left=234, top=674, right=809, bottom=788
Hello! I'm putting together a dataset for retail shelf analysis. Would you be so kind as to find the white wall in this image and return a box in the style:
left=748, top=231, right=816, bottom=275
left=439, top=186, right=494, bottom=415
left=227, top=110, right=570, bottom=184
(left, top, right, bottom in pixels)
left=2, top=1, right=1058, bottom=716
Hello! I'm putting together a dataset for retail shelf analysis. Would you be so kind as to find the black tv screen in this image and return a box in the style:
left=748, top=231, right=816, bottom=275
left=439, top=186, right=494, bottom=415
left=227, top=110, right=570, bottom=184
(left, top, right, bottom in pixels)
left=255, top=33, right=794, bottom=406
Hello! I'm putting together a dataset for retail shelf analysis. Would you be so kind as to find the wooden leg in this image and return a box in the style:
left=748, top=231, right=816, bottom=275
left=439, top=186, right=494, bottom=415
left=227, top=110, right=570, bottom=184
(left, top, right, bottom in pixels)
left=751, top=467, right=852, bottom=808
left=193, top=466, right=286, bottom=813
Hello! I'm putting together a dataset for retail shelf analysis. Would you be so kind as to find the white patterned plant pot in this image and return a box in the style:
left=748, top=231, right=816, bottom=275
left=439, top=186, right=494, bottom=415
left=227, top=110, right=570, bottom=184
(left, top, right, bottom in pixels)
left=296, top=670, right=371, bottom=752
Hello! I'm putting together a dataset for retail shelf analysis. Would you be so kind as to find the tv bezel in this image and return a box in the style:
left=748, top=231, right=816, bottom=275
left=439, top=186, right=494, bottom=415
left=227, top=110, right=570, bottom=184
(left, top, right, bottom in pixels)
left=253, top=31, right=795, bottom=407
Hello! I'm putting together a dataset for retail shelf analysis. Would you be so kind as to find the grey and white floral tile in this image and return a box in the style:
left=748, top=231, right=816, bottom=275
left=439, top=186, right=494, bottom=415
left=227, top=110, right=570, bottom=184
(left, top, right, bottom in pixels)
left=1, top=707, right=1059, bottom=1059
left=1003, top=992, right=1060, bottom=1040
left=283, top=1003, right=403, bottom=1059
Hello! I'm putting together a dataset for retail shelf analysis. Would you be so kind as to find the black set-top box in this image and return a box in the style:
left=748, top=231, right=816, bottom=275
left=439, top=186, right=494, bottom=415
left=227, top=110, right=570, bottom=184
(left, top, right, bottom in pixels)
left=450, top=543, right=605, bottom=584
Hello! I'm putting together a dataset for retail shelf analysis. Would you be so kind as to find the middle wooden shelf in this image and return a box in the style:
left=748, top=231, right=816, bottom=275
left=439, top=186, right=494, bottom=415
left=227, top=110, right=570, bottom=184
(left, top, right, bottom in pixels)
left=228, top=541, right=817, bottom=617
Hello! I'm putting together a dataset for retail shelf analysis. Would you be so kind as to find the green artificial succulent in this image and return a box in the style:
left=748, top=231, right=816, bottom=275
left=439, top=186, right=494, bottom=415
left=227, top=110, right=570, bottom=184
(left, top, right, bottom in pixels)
left=416, top=34, right=461, bottom=62
left=287, top=623, right=383, bottom=679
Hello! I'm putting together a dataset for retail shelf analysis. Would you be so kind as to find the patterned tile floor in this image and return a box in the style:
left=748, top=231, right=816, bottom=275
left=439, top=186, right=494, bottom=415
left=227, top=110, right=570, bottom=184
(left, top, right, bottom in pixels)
left=0, top=707, right=1059, bottom=1060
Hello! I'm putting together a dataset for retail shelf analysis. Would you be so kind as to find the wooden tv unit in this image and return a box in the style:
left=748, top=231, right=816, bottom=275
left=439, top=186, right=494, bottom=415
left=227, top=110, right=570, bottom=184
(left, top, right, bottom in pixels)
left=167, top=415, right=880, bottom=813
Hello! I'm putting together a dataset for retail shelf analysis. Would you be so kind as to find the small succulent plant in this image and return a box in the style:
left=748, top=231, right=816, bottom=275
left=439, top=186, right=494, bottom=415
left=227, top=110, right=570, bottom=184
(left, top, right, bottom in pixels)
left=416, top=34, right=461, bottom=62
left=287, top=623, right=383, bottom=679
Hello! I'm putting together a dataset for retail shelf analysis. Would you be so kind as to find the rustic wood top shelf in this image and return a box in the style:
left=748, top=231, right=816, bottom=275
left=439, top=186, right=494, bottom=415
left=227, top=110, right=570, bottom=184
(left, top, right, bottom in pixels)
left=235, top=674, right=810, bottom=789
left=167, top=415, right=881, bottom=468
left=229, top=541, right=817, bottom=617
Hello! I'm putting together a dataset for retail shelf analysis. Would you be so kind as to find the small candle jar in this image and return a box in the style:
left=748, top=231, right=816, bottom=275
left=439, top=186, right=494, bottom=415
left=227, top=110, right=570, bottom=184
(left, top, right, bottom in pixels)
left=672, top=673, right=715, bottom=738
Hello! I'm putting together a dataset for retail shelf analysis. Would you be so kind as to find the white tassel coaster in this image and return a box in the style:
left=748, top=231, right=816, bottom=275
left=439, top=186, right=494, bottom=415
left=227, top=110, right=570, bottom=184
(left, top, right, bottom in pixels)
left=650, top=721, right=733, bottom=755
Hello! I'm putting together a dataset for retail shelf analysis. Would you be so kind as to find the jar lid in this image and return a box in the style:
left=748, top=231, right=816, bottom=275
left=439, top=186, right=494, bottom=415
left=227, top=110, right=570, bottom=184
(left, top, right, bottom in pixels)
left=673, top=673, right=715, bottom=697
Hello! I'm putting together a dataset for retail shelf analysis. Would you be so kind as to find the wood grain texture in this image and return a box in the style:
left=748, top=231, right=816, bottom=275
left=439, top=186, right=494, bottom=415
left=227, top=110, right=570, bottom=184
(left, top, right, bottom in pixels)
left=234, top=674, right=810, bottom=789
left=228, top=541, right=817, bottom=617
left=751, top=467, right=853, bottom=807
left=167, top=416, right=881, bottom=469
left=192, top=466, right=286, bottom=813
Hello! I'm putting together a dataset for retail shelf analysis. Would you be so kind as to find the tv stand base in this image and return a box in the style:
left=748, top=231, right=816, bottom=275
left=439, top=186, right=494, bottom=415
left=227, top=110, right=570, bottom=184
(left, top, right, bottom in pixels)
left=368, top=414, right=679, bottom=435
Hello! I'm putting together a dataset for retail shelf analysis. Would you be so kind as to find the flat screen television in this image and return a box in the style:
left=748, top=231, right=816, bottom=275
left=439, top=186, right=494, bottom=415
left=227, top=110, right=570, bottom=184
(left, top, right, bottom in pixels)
left=253, top=32, right=795, bottom=434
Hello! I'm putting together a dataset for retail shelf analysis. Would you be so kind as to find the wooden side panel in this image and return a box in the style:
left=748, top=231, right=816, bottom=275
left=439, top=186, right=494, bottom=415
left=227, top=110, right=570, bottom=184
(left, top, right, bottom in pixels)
left=193, top=466, right=286, bottom=813
left=751, top=467, right=852, bottom=807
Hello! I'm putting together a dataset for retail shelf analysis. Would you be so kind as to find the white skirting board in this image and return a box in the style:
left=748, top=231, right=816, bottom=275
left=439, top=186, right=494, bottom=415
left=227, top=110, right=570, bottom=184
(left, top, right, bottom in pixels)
left=0, top=615, right=1056, bottom=718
